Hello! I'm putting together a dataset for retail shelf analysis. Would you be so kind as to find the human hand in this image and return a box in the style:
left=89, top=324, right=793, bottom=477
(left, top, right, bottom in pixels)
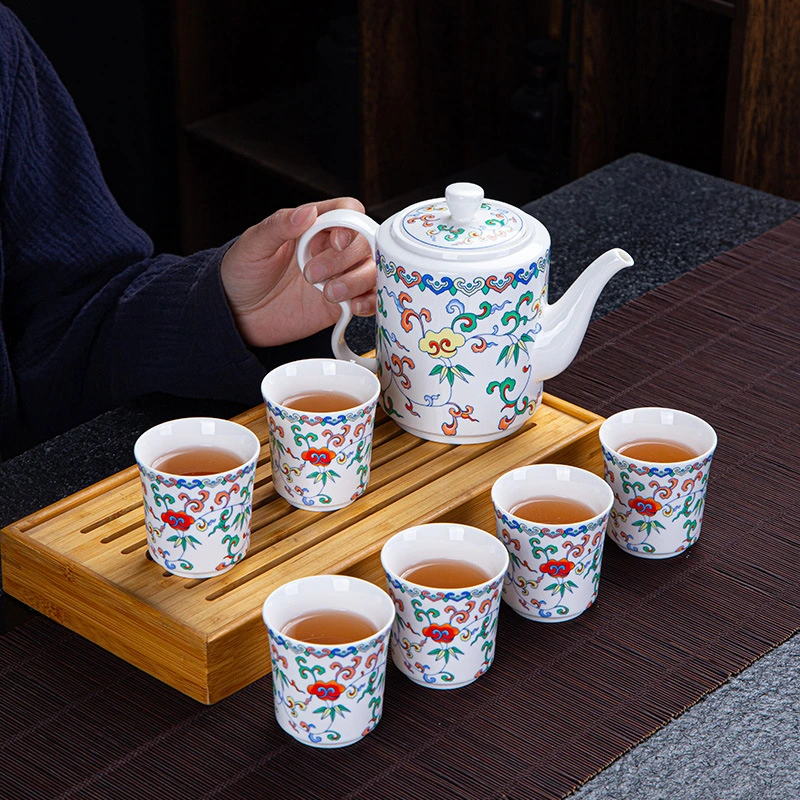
left=220, top=198, right=375, bottom=348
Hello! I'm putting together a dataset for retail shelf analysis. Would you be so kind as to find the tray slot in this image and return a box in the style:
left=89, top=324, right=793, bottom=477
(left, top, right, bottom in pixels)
left=99, top=520, right=144, bottom=543
left=368, top=430, right=428, bottom=470
left=120, top=539, right=148, bottom=554
left=371, top=415, right=403, bottom=443
left=252, top=475, right=276, bottom=499
left=80, top=501, right=142, bottom=533
left=238, top=439, right=448, bottom=556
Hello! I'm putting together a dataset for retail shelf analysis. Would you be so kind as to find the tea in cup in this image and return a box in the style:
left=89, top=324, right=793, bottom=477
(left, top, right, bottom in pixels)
left=260, top=358, right=380, bottom=511
left=491, top=464, right=613, bottom=621
left=261, top=575, right=394, bottom=748
left=381, top=523, right=509, bottom=689
left=134, top=417, right=260, bottom=578
left=599, top=407, right=717, bottom=558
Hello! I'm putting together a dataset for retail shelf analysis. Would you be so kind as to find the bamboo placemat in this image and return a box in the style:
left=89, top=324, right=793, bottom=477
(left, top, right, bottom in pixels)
left=1, top=216, right=799, bottom=800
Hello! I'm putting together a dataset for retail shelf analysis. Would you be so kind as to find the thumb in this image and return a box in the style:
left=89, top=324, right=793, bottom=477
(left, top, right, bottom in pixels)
left=244, top=204, right=319, bottom=259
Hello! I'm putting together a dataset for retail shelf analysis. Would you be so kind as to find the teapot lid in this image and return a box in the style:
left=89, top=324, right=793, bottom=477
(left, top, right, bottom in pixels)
left=391, top=182, right=532, bottom=260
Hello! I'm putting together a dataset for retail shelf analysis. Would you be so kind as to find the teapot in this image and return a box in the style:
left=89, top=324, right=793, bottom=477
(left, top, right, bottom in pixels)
left=297, top=183, right=633, bottom=444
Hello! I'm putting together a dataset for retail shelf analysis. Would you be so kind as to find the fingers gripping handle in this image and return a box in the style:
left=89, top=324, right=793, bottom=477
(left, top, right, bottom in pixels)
left=296, top=210, right=380, bottom=372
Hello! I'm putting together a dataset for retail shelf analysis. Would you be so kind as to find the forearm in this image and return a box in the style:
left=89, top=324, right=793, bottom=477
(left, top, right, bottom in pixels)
left=8, top=243, right=265, bottom=444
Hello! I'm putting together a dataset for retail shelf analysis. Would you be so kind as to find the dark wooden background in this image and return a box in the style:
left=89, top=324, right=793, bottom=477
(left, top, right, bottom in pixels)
left=7, top=0, right=799, bottom=255
left=573, top=0, right=800, bottom=204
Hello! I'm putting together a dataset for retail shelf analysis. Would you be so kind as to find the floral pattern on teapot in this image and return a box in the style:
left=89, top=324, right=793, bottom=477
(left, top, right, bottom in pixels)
left=295, top=183, right=634, bottom=445
left=402, top=202, right=525, bottom=250
left=376, top=250, right=549, bottom=439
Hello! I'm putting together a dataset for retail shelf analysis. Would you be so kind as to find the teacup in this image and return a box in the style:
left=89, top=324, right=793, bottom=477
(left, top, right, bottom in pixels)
left=134, top=417, right=260, bottom=578
left=262, top=575, right=394, bottom=748
left=381, top=523, right=508, bottom=689
left=261, top=358, right=380, bottom=511
left=491, top=464, right=613, bottom=621
left=599, top=407, right=718, bottom=558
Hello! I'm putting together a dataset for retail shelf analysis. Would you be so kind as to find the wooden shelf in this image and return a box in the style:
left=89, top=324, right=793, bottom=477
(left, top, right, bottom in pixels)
left=185, top=91, right=355, bottom=201
left=676, top=0, right=735, bottom=17
left=172, top=1, right=557, bottom=252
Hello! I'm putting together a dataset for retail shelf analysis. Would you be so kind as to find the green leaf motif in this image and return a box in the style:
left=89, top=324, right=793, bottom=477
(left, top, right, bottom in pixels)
left=151, top=489, right=175, bottom=508
left=296, top=658, right=325, bottom=681
left=314, top=703, right=351, bottom=721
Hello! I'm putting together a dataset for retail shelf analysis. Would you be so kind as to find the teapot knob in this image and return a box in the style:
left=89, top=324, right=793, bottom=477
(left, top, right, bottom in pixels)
left=445, top=182, right=484, bottom=226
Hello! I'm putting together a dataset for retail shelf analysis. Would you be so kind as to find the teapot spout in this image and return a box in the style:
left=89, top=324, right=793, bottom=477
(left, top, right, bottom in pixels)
left=531, top=248, right=634, bottom=381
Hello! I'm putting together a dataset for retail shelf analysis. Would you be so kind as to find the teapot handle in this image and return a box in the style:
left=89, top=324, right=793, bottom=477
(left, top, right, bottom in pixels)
left=296, top=209, right=380, bottom=372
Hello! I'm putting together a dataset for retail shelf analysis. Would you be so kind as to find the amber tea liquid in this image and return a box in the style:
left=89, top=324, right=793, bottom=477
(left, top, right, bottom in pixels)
left=152, top=447, right=243, bottom=476
left=281, top=390, right=361, bottom=413
left=401, top=559, right=491, bottom=589
left=511, top=496, right=596, bottom=525
left=282, top=610, right=378, bottom=645
left=617, top=439, right=698, bottom=462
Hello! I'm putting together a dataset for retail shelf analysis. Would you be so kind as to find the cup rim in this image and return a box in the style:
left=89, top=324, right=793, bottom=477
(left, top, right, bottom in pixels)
left=133, top=417, right=261, bottom=478
left=260, top=357, right=380, bottom=414
left=491, top=463, right=614, bottom=527
left=599, top=406, right=718, bottom=466
left=261, top=574, right=395, bottom=648
left=380, top=523, right=510, bottom=591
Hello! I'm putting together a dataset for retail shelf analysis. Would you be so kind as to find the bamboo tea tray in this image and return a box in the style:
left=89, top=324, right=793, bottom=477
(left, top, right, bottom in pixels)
left=0, top=394, right=604, bottom=704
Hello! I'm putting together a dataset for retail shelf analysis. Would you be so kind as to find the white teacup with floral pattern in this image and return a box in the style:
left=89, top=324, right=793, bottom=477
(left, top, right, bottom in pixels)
left=381, top=523, right=509, bottom=689
left=261, top=358, right=380, bottom=511
left=599, top=407, right=718, bottom=558
left=492, top=464, right=613, bottom=622
left=135, top=417, right=260, bottom=578
left=262, top=575, right=394, bottom=748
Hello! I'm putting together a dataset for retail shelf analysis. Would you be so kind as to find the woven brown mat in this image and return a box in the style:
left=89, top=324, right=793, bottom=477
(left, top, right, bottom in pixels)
left=2, top=217, right=800, bottom=800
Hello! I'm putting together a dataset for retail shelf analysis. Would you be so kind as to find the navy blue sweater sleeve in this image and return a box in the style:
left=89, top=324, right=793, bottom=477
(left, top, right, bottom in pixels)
left=0, top=7, right=325, bottom=453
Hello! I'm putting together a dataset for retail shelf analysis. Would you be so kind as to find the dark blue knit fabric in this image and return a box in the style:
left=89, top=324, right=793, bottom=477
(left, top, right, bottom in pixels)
left=0, top=6, right=327, bottom=456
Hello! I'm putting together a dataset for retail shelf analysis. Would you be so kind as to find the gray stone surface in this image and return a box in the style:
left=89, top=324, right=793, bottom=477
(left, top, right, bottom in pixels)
left=569, top=632, right=800, bottom=800
left=1, top=154, right=798, bottom=798
left=525, top=152, right=800, bottom=318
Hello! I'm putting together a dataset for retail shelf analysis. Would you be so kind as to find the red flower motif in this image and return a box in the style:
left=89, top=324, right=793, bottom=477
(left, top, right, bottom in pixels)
left=160, top=510, right=195, bottom=531
left=301, top=447, right=336, bottom=466
left=539, top=559, right=575, bottom=577
left=628, top=496, right=662, bottom=516
left=421, top=624, right=459, bottom=643
left=307, top=681, right=345, bottom=701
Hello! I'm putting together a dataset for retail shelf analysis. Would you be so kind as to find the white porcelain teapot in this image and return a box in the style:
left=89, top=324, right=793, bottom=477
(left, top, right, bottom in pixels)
left=297, top=183, right=633, bottom=444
